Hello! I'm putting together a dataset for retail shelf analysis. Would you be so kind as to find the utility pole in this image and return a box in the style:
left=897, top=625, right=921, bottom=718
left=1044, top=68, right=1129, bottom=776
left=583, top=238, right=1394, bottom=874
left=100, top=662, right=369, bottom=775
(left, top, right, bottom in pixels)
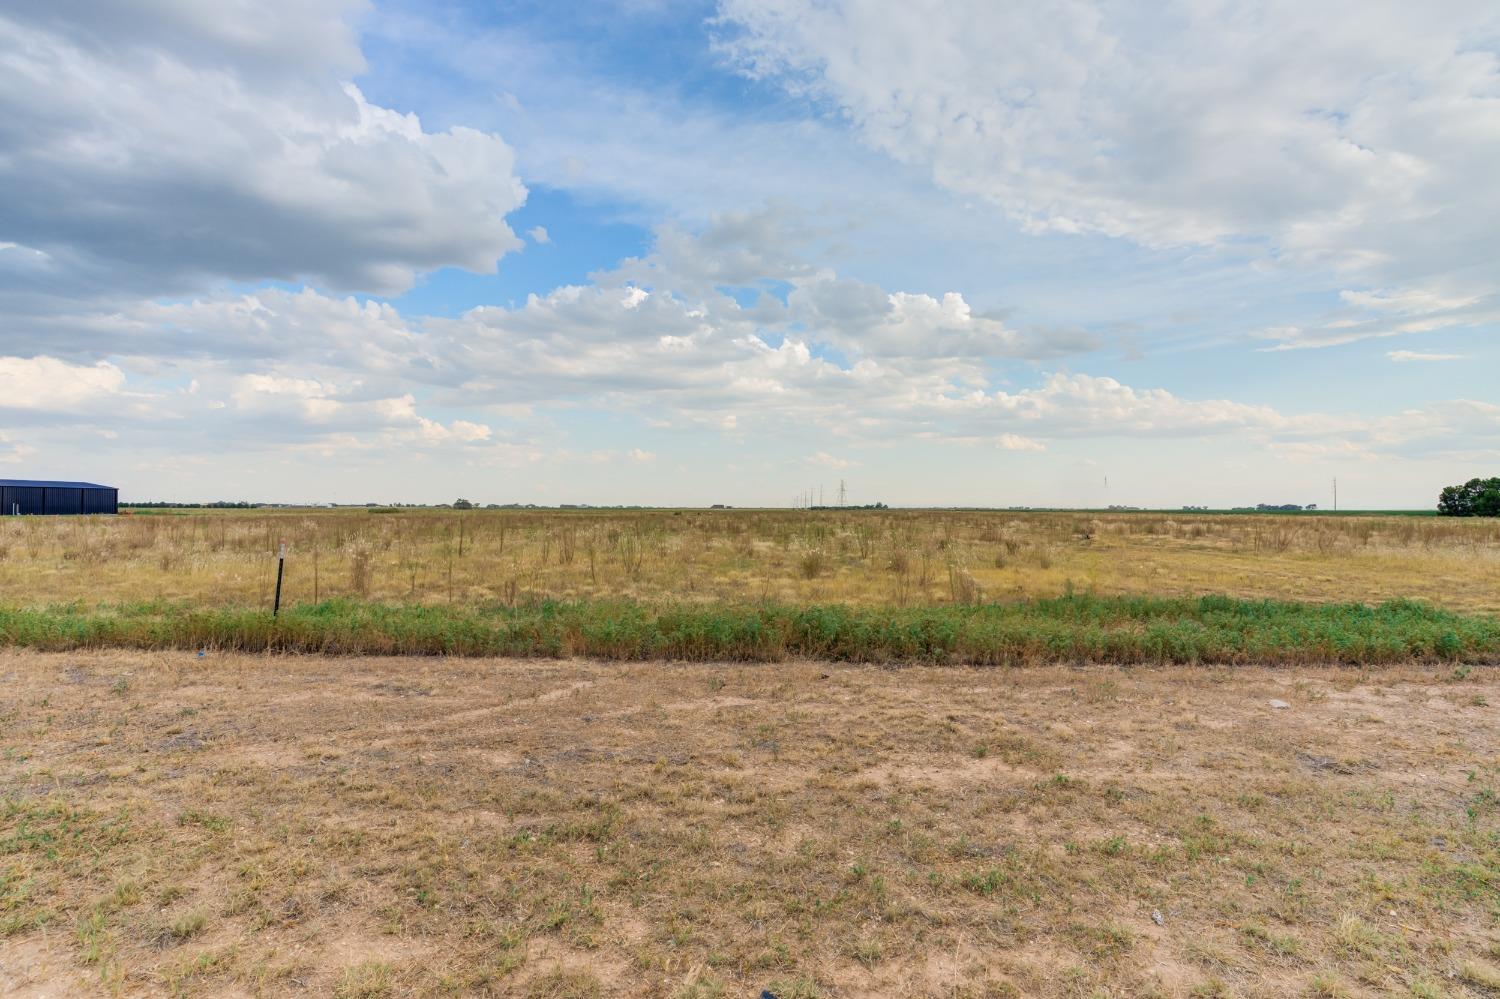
left=1333, top=478, right=1338, bottom=513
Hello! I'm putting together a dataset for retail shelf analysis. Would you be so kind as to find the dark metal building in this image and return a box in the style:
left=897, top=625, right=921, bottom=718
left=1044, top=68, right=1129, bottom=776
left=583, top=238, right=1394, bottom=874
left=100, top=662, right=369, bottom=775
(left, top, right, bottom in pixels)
left=0, top=479, right=118, bottom=515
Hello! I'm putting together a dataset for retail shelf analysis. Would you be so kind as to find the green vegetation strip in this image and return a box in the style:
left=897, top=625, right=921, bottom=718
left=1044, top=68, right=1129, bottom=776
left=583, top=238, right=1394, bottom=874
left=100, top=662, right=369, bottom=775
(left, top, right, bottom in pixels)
left=1, top=595, right=1497, bottom=665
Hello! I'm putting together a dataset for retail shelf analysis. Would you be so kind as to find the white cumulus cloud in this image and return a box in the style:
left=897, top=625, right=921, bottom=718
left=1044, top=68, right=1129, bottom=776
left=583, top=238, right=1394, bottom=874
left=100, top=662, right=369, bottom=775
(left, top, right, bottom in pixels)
left=0, top=356, right=126, bottom=410
left=0, top=0, right=526, bottom=297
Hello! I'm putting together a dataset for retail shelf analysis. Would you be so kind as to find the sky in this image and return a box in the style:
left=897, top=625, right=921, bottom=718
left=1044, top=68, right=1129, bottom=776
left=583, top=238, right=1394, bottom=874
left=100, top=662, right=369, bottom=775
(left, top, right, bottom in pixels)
left=2, top=0, right=1498, bottom=508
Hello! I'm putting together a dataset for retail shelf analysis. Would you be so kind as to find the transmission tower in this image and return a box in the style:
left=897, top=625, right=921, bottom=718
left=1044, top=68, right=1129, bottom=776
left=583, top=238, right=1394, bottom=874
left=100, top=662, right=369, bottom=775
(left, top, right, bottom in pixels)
left=838, top=479, right=847, bottom=507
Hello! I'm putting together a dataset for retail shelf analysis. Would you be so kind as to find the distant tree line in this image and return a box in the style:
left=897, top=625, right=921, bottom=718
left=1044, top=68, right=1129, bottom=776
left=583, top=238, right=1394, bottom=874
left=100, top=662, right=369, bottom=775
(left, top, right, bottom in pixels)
left=1438, top=477, right=1500, bottom=517
left=124, top=500, right=257, bottom=508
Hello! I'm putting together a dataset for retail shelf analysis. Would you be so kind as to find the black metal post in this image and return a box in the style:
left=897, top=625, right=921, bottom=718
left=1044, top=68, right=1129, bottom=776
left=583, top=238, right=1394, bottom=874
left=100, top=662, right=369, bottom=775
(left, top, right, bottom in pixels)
left=273, top=542, right=285, bottom=617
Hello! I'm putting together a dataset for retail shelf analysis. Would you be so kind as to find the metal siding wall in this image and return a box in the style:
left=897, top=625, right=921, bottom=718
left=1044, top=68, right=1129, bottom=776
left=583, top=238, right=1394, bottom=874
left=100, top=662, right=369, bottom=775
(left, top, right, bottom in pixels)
left=46, top=488, right=84, bottom=515
left=0, top=484, right=116, bottom=514
left=4, top=487, right=45, bottom=514
left=81, top=488, right=118, bottom=514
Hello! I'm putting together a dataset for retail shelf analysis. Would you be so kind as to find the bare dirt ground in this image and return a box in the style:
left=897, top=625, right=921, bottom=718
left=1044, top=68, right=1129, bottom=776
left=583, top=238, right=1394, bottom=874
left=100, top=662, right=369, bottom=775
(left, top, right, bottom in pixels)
left=1, top=651, right=1497, bottom=998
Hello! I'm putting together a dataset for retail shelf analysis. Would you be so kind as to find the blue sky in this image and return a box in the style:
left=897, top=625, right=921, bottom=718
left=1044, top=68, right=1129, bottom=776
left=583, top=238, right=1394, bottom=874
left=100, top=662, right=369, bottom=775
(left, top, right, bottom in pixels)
left=393, top=186, right=652, bottom=317
left=2, top=0, right=1498, bottom=506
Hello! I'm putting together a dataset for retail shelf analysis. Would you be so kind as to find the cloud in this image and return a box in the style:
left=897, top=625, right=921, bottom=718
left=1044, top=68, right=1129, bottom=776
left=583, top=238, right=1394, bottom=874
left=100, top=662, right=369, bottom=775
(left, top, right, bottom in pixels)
left=1267, top=398, right=1500, bottom=462
left=0, top=361, right=507, bottom=466
left=8, top=186, right=1494, bottom=471
left=717, top=0, right=1500, bottom=346
left=1261, top=287, right=1500, bottom=350
left=224, top=378, right=496, bottom=446
left=20, top=214, right=1491, bottom=465
left=419, top=418, right=493, bottom=443
left=3, top=0, right=371, bottom=78
left=17, top=276, right=1500, bottom=474
left=790, top=278, right=1100, bottom=361
left=0, top=432, right=37, bottom=464
left=0, top=1, right=526, bottom=298
left=111, top=285, right=1466, bottom=459
left=528, top=226, right=551, bottom=245
left=0, top=356, right=126, bottom=410
left=804, top=451, right=854, bottom=469
left=1387, top=350, right=1465, bottom=363
left=996, top=434, right=1046, bottom=452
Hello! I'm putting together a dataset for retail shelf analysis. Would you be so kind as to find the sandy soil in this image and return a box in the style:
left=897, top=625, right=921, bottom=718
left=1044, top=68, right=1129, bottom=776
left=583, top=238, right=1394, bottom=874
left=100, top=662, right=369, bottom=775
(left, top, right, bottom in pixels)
left=2, top=650, right=1497, bottom=997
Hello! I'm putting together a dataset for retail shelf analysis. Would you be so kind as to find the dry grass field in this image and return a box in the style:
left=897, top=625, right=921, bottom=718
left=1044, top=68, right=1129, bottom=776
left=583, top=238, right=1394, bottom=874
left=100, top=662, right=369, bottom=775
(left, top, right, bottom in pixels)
left=3, top=650, right=1498, bottom=998
left=2, top=510, right=1498, bottom=996
left=3, top=508, right=1500, bottom=613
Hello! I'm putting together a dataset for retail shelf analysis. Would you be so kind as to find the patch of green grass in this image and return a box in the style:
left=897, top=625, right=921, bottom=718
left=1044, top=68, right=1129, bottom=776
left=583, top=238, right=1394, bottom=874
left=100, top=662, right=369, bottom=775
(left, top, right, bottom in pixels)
left=1, top=798, right=134, bottom=863
left=1098, top=835, right=1128, bottom=857
left=1, top=594, right=1497, bottom=665
left=962, top=867, right=1009, bottom=896
left=177, top=809, right=229, bottom=833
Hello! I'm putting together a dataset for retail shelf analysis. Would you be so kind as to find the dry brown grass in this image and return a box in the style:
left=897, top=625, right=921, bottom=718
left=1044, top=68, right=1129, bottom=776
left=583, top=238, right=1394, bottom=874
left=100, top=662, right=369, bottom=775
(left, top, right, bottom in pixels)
left=3, top=650, right=1497, bottom=997
left=4, top=508, right=1500, bottom=612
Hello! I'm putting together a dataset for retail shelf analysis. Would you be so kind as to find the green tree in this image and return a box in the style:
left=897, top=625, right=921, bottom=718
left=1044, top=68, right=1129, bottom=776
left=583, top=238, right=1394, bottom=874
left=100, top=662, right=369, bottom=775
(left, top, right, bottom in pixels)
left=452, top=498, right=475, bottom=510
left=1437, top=477, right=1500, bottom=517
